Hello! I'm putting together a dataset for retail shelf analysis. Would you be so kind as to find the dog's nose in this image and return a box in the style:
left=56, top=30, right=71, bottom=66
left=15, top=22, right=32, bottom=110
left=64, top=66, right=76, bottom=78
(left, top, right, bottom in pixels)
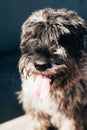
left=34, top=62, right=51, bottom=71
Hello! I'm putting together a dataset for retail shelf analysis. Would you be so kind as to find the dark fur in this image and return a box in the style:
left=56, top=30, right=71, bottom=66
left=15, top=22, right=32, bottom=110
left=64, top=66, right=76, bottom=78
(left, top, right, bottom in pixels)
left=19, top=8, right=87, bottom=130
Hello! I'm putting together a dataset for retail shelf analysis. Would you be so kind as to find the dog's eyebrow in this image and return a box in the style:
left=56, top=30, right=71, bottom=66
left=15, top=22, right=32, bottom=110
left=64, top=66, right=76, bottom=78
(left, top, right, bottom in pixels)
left=20, top=40, right=38, bottom=54
left=54, top=47, right=67, bottom=57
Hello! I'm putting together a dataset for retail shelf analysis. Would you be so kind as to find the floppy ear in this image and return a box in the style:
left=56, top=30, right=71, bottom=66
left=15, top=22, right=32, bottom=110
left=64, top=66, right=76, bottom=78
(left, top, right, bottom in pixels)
left=58, top=24, right=87, bottom=53
left=83, top=25, right=87, bottom=36
left=81, top=25, right=87, bottom=50
left=20, top=19, right=33, bottom=53
left=77, top=23, right=87, bottom=50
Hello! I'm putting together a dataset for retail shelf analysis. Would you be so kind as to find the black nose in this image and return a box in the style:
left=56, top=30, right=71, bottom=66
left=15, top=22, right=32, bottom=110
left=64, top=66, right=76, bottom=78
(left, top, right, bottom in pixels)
left=34, top=62, right=51, bottom=71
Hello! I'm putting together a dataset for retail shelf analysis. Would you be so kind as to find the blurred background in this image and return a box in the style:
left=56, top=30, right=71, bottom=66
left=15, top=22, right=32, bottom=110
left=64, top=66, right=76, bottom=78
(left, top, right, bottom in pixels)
left=0, top=0, right=87, bottom=123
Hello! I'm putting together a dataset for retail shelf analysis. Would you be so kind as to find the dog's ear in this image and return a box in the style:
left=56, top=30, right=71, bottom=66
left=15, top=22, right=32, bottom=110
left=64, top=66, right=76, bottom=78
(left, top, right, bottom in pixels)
left=59, top=15, right=87, bottom=53
left=20, top=19, right=34, bottom=54
left=77, top=23, right=87, bottom=50
left=84, top=27, right=87, bottom=36
left=78, top=24, right=87, bottom=50
left=59, top=24, right=87, bottom=49
left=59, top=9, right=87, bottom=51
left=83, top=26, right=87, bottom=50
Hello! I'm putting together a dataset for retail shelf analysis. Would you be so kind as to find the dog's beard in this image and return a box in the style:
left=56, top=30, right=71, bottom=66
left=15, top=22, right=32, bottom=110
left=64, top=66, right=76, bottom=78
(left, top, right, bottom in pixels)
left=19, top=53, right=80, bottom=99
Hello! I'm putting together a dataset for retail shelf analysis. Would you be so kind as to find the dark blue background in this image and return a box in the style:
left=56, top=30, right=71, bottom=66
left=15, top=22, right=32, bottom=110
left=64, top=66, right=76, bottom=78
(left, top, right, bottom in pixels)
left=0, top=0, right=87, bottom=123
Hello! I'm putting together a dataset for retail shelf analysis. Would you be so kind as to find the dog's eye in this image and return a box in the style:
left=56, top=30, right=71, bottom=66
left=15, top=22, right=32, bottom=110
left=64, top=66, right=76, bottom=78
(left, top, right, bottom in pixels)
left=21, top=38, right=39, bottom=55
left=21, top=44, right=36, bottom=56
left=51, top=54, right=64, bottom=65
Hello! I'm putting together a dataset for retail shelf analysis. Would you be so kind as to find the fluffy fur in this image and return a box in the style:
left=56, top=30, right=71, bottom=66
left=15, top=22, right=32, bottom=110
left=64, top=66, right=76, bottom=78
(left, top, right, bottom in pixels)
left=18, top=8, right=87, bottom=130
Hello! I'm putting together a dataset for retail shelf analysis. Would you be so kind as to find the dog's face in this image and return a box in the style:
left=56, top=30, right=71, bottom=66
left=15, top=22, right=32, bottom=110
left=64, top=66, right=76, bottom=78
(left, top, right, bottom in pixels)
left=19, top=8, right=87, bottom=91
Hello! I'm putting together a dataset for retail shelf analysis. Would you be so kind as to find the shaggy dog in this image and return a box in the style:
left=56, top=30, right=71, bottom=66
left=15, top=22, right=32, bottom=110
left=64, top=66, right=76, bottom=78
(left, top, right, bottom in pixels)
left=18, top=8, right=87, bottom=130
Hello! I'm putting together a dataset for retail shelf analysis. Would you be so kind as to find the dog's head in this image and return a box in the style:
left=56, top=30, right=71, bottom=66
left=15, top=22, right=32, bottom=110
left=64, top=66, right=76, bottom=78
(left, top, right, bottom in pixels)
left=19, top=8, right=87, bottom=96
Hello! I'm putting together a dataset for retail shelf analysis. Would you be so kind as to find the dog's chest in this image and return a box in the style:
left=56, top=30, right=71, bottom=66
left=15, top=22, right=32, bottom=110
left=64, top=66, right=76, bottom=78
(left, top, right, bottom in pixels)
left=32, top=96, right=59, bottom=115
left=21, top=77, right=63, bottom=116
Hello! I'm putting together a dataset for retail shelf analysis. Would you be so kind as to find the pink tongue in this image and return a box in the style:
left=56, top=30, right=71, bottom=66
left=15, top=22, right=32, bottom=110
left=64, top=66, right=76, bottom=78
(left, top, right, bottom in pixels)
left=34, top=75, right=51, bottom=99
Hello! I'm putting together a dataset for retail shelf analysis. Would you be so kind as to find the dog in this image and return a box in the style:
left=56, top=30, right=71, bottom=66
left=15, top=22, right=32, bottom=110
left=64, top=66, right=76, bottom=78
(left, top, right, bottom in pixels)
left=18, top=8, right=87, bottom=130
